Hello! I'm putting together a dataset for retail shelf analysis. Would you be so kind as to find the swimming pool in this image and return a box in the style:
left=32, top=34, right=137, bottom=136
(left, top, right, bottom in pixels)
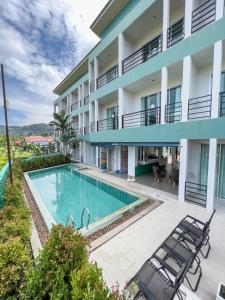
left=25, top=164, right=146, bottom=233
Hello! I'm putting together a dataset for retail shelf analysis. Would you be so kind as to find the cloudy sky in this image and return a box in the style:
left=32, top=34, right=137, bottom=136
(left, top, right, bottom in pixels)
left=0, top=0, right=108, bottom=126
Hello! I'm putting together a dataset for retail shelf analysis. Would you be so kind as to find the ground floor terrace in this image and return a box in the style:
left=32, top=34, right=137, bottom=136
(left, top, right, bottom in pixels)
left=73, top=138, right=225, bottom=214
left=75, top=166, right=225, bottom=300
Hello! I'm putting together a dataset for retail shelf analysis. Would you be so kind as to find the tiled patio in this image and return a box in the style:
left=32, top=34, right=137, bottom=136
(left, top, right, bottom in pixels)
left=81, top=165, right=225, bottom=300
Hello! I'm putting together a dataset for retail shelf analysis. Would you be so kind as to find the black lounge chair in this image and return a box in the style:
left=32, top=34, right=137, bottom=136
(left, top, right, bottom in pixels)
left=161, top=236, right=202, bottom=292
left=174, top=210, right=215, bottom=258
left=130, top=257, right=187, bottom=300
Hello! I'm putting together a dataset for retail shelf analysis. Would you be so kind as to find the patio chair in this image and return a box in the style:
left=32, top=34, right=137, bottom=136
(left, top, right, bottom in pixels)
left=127, top=257, right=187, bottom=300
left=152, top=165, right=166, bottom=183
left=174, top=210, right=215, bottom=259
left=161, top=236, right=202, bottom=292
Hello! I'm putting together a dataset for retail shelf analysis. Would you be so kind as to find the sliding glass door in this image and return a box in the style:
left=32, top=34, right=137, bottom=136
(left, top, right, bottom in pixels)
left=215, top=144, right=225, bottom=199
left=200, top=144, right=209, bottom=186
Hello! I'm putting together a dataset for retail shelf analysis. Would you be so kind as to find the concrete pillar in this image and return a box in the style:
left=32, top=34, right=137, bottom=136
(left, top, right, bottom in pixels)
left=128, top=146, right=136, bottom=181
left=83, top=141, right=86, bottom=163
left=181, top=56, right=192, bottom=121
left=118, top=88, right=124, bottom=129
left=114, top=146, right=121, bottom=171
left=178, top=139, right=188, bottom=202
left=161, top=67, right=168, bottom=124
left=206, top=139, right=217, bottom=211
left=94, top=57, right=98, bottom=89
left=88, top=61, right=92, bottom=93
left=95, top=100, right=99, bottom=131
left=162, top=0, right=170, bottom=51
left=184, top=0, right=193, bottom=38
left=96, top=147, right=99, bottom=167
left=216, top=0, right=224, bottom=20
left=118, top=33, right=124, bottom=76
left=211, top=41, right=222, bottom=118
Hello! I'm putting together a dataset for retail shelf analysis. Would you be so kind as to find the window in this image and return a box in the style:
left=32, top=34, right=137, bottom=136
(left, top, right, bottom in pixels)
left=106, top=106, right=118, bottom=129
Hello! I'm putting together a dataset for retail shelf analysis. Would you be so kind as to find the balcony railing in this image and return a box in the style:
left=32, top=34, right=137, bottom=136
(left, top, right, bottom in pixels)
left=80, top=99, right=83, bottom=107
left=167, top=18, right=184, bottom=47
left=185, top=181, right=207, bottom=207
left=91, top=121, right=95, bottom=132
left=73, top=127, right=79, bottom=135
left=165, top=102, right=182, bottom=123
left=97, top=65, right=118, bottom=89
left=122, top=107, right=160, bottom=128
left=84, top=126, right=89, bottom=135
left=97, top=116, right=118, bottom=131
left=192, top=0, right=216, bottom=33
left=122, top=34, right=162, bottom=74
left=71, top=101, right=79, bottom=111
left=220, top=91, right=225, bottom=117
left=84, top=95, right=89, bottom=106
left=90, top=80, right=95, bottom=93
left=188, top=94, right=212, bottom=120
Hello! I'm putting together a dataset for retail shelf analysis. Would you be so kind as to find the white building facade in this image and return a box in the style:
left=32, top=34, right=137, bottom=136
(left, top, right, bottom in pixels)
left=53, top=0, right=225, bottom=212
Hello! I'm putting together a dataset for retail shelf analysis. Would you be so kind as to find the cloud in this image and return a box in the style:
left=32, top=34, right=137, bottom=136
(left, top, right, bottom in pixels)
left=0, top=0, right=108, bottom=126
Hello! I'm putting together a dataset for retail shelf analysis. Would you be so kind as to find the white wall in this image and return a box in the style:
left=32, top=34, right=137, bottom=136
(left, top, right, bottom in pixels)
left=99, top=99, right=118, bottom=119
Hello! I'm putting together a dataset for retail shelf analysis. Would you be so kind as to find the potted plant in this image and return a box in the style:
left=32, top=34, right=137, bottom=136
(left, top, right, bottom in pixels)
left=217, top=282, right=225, bottom=300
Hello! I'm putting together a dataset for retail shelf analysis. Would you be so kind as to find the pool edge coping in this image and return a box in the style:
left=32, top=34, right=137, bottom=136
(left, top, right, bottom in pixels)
left=24, top=163, right=150, bottom=236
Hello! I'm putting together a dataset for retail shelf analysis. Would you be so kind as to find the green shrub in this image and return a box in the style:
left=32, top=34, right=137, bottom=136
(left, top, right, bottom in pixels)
left=0, top=218, right=30, bottom=244
left=20, top=153, right=70, bottom=172
left=0, top=237, right=31, bottom=298
left=71, top=262, right=120, bottom=300
left=21, top=225, right=88, bottom=299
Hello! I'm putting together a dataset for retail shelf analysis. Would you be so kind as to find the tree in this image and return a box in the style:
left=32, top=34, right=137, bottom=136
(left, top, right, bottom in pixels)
left=49, top=111, right=79, bottom=156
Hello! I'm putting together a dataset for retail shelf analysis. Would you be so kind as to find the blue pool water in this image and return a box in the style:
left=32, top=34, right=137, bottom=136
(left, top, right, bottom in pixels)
left=28, top=165, right=138, bottom=229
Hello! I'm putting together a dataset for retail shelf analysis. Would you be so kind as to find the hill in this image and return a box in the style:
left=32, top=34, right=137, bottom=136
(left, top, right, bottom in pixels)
left=0, top=123, right=53, bottom=136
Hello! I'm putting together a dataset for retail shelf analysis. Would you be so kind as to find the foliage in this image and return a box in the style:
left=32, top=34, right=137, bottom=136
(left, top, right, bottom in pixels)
left=0, top=123, right=53, bottom=136
left=21, top=225, right=88, bottom=299
left=49, top=111, right=79, bottom=155
left=0, top=238, right=31, bottom=298
left=0, top=160, right=32, bottom=299
left=20, top=153, right=70, bottom=172
left=71, top=263, right=121, bottom=300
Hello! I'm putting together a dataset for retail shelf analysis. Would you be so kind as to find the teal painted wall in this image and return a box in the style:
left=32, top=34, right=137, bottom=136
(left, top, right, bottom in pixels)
left=87, top=118, right=225, bottom=143
left=70, top=104, right=89, bottom=117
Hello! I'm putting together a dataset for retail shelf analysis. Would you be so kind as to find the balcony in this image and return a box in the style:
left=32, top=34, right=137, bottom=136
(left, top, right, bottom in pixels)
left=84, top=95, right=89, bottom=106
left=91, top=121, right=95, bottom=132
left=188, top=94, right=212, bottom=120
left=97, top=116, right=118, bottom=131
left=122, top=34, right=162, bottom=74
left=90, top=80, right=95, bottom=93
left=80, top=99, right=83, bottom=107
left=84, top=126, right=89, bottom=135
left=96, top=65, right=118, bottom=89
left=192, top=0, right=216, bottom=33
left=167, top=18, right=184, bottom=48
left=71, top=101, right=79, bottom=112
left=122, top=107, right=160, bottom=128
left=220, top=91, right=225, bottom=117
left=185, top=181, right=207, bottom=207
left=165, top=102, right=182, bottom=123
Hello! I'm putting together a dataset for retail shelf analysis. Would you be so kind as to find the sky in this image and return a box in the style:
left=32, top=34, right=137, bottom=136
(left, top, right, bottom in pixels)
left=0, top=0, right=108, bottom=126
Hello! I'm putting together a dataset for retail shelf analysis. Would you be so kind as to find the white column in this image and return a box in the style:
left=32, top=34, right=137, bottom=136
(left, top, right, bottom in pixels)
left=114, top=146, right=121, bottom=171
left=118, top=33, right=124, bottom=76
left=161, top=67, right=168, bottom=124
left=178, top=139, right=188, bottom=202
left=162, top=0, right=170, bottom=51
left=211, top=41, right=222, bottom=118
left=79, top=142, right=82, bottom=162
left=95, top=100, right=99, bottom=131
left=216, top=0, right=224, bottom=20
left=128, top=146, right=136, bottom=181
left=184, top=0, right=193, bottom=38
left=94, top=57, right=98, bottom=90
left=206, top=139, right=217, bottom=211
left=118, top=88, right=124, bottom=129
left=96, top=147, right=99, bottom=167
left=89, top=102, right=93, bottom=128
left=181, top=56, right=192, bottom=121
left=83, top=141, right=86, bottom=163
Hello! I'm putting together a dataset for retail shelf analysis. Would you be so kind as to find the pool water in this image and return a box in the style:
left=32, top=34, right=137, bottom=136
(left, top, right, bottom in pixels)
left=28, top=165, right=139, bottom=229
